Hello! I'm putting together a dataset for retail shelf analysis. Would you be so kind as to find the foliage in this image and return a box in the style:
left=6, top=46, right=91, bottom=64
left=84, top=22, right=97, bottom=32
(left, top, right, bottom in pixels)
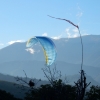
left=85, top=85, right=100, bottom=100
left=24, top=79, right=100, bottom=100
left=24, top=79, right=76, bottom=100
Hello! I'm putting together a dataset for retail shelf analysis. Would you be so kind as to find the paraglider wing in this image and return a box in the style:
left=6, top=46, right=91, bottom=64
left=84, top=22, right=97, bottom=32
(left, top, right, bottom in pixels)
left=26, top=37, right=38, bottom=47
left=26, top=36, right=57, bottom=66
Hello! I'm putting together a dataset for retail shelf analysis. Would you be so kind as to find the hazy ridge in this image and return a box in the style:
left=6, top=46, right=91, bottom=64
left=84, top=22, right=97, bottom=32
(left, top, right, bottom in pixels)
left=0, top=35, right=100, bottom=97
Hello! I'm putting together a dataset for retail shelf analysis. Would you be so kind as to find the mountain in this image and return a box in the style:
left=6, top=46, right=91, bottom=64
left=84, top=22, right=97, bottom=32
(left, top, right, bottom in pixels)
left=0, top=80, right=28, bottom=99
left=0, top=73, right=49, bottom=99
left=0, top=35, right=100, bottom=82
left=0, top=73, right=99, bottom=98
left=0, top=60, right=100, bottom=82
left=0, top=35, right=100, bottom=67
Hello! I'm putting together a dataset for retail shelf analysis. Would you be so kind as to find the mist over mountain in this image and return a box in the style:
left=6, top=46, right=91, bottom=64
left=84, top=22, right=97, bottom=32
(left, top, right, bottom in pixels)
left=0, top=35, right=100, bottom=83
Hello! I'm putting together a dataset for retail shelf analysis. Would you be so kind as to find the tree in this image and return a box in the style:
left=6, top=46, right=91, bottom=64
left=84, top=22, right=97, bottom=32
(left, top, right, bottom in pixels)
left=85, top=85, right=100, bottom=100
left=24, top=79, right=76, bottom=100
left=75, top=70, right=91, bottom=100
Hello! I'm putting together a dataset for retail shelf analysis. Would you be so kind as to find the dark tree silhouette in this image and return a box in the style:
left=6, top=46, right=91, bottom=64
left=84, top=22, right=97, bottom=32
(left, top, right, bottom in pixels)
left=42, top=64, right=63, bottom=86
left=15, top=70, right=41, bottom=89
left=24, top=79, right=76, bottom=100
left=75, top=70, right=91, bottom=100
left=85, top=85, right=100, bottom=100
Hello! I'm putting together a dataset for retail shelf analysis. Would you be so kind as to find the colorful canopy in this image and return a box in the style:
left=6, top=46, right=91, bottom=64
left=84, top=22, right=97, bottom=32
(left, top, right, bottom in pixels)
left=26, top=36, right=57, bottom=66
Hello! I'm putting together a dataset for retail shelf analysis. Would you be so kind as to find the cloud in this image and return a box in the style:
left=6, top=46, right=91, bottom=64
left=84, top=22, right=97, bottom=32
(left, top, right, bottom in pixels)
left=42, top=33, right=48, bottom=36
left=8, top=40, right=25, bottom=45
left=25, top=48, right=35, bottom=54
left=76, top=12, right=83, bottom=18
left=50, top=27, right=89, bottom=40
left=65, top=28, right=71, bottom=38
left=51, top=35, right=62, bottom=40
left=73, top=28, right=79, bottom=33
left=66, top=28, right=78, bottom=38
left=65, top=27, right=89, bottom=38
left=76, top=5, right=83, bottom=19
left=0, top=43, right=4, bottom=46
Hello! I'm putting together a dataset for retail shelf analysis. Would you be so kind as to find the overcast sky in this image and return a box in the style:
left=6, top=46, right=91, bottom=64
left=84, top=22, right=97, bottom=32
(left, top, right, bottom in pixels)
left=0, top=0, right=100, bottom=49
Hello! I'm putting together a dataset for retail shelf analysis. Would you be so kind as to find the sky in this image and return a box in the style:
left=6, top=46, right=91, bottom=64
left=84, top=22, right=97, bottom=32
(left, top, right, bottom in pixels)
left=0, top=0, right=100, bottom=49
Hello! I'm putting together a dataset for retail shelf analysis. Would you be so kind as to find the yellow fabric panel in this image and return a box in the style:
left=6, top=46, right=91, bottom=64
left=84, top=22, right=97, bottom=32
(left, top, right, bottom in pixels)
left=26, top=38, right=31, bottom=46
left=42, top=47, right=48, bottom=64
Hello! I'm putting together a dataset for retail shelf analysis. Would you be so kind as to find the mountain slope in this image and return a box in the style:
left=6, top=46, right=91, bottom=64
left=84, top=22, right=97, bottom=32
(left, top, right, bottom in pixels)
left=0, top=80, right=28, bottom=99
left=0, top=35, right=100, bottom=67
left=0, top=60, right=100, bottom=83
left=0, top=35, right=100, bottom=83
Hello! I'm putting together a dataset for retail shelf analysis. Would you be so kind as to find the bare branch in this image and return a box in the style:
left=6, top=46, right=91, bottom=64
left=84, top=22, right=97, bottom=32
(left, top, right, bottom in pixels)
left=48, top=15, right=83, bottom=70
left=48, top=15, right=79, bottom=29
